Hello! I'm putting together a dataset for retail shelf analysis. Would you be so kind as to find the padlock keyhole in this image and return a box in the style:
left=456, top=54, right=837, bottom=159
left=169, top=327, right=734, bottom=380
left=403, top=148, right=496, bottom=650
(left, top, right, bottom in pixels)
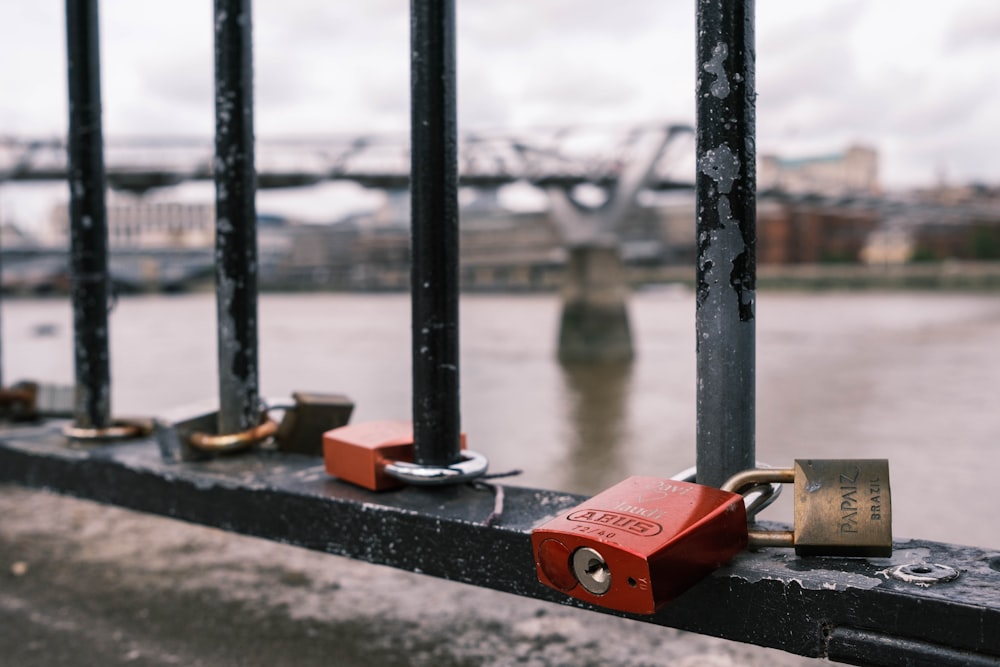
left=572, top=547, right=612, bottom=595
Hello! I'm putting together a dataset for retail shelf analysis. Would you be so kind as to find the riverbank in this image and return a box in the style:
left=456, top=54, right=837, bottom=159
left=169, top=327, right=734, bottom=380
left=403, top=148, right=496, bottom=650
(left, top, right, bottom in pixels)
left=5, top=260, right=1000, bottom=298
left=634, top=260, right=1000, bottom=291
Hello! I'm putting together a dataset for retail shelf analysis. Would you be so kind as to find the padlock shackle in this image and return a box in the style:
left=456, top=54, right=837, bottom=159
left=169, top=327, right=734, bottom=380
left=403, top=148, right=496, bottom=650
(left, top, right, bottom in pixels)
left=720, top=467, right=794, bottom=493
left=748, top=529, right=794, bottom=548
left=64, top=418, right=154, bottom=443
left=740, top=483, right=779, bottom=520
left=383, top=450, right=489, bottom=485
left=187, top=417, right=278, bottom=452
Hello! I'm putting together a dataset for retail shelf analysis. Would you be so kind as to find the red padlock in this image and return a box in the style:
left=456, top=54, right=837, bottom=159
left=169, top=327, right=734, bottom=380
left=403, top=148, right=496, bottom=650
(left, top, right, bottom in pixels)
left=531, top=476, right=748, bottom=614
left=322, top=420, right=469, bottom=491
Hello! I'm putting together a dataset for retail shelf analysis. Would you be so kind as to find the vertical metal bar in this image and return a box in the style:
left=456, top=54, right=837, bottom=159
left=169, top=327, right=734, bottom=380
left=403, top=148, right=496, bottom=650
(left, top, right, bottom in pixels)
left=213, top=0, right=259, bottom=435
left=410, top=0, right=461, bottom=467
left=695, top=0, right=757, bottom=487
left=0, top=218, right=4, bottom=389
left=65, top=0, right=111, bottom=429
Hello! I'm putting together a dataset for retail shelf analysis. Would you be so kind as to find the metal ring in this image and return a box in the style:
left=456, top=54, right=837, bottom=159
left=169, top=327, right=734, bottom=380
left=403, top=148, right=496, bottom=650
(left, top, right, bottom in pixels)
left=889, top=562, right=960, bottom=586
left=188, top=418, right=278, bottom=453
left=261, top=399, right=296, bottom=414
left=383, top=450, right=489, bottom=486
left=670, top=461, right=783, bottom=520
left=740, top=482, right=782, bottom=521
left=63, top=419, right=152, bottom=442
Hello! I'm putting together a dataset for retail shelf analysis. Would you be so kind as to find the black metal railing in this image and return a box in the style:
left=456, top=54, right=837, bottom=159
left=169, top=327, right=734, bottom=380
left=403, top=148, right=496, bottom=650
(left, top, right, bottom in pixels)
left=695, top=0, right=756, bottom=488
left=66, top=0, right=112, bottom=431
left=409, top=0, right=462, bottom=467
left=213, top=0, right=260, bottom=436
left=0, top=2, right=998, bottom=666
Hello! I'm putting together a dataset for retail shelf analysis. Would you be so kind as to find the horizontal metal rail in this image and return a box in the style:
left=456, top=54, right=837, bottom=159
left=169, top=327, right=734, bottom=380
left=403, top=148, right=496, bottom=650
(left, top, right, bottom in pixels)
left=1, top=426, right=997, bottom=667
left=0, top=166, right=696, bottom=192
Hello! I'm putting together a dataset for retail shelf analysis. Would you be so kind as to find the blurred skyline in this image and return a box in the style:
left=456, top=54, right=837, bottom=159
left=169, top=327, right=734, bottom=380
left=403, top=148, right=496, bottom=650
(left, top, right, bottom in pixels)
left=2, top=0, right=1000, bottom=226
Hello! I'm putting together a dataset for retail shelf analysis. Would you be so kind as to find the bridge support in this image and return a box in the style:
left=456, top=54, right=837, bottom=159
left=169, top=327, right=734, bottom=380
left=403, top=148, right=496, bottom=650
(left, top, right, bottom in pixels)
left=547, top=125, right=690, bottom=363
left=558, top=243, right=633, bottom=363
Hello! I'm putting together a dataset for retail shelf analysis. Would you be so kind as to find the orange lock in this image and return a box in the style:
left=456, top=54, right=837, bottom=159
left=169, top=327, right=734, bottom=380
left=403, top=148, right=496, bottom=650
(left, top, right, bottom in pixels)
left=532, top=476, right=748, bottom=614
left=322, top=420, right=468, bottom=491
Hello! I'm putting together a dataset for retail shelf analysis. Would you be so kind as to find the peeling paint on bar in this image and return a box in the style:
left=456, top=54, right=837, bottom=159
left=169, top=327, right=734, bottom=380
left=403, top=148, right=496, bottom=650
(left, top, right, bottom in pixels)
left=704, top=43, right=731, bottom=99
left=695, top=0, right=756, bottom=488
left=698, top=144, right=741, bottom=196
left=213, top=0, right=259, bottom=435
left=65, top=0, right=112, bottom=429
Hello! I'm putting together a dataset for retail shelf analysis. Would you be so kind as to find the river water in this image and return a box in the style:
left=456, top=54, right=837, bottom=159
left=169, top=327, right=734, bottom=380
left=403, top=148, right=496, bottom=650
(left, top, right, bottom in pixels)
left=3, top=288, right=999, bottom=549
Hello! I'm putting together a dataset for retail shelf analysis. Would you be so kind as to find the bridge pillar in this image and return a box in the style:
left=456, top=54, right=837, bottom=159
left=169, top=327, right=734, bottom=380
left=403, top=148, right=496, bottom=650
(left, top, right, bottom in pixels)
left=558, top=242, right=633, bottom=363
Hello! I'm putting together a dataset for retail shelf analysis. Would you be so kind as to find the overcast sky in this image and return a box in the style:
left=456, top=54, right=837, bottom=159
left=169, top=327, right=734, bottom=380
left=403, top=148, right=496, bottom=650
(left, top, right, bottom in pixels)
left=2, top=0, right=1000, bottom=225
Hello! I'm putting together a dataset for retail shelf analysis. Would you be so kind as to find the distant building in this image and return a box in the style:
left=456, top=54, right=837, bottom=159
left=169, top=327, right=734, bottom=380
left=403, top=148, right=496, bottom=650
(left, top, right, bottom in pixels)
left=859, top=187, right=1000, bottom=265
left=757, top=196, right=880, bottom=264
left=910, top=182, right=1000, bottom=207
left=759, top=145, right=879, bottom=197
left=50, top=199, right=215, bottom=248
left=860, top=225, right=914, bottom=265
left=273, top=187, right=700, bottom=291
left=49, top=198, right=293, bottom=256
left=909, top=219, right=1000, bottom=262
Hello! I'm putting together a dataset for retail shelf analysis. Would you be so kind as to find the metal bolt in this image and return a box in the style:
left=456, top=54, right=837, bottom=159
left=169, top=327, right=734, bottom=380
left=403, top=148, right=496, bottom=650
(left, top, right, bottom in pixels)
left=889, top=562, right=960, bottom=586
left=572, top=547, right=612, bottom=595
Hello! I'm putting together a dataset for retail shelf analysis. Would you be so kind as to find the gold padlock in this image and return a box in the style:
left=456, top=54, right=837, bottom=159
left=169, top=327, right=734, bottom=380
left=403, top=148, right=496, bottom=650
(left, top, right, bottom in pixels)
left=721, top=459, right=891, bottom=557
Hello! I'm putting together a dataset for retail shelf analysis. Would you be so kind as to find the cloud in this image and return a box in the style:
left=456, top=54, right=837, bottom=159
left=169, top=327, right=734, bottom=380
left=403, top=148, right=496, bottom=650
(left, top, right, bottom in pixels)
left=2, top=0, right=1000, bottom=191
left=520, top=66, right=638, bottom=113
left=757, top=1, right=867, bottom=104
left=944, top=2, right=1000, bottom=52
left=0, top=2, right=66, bottom=134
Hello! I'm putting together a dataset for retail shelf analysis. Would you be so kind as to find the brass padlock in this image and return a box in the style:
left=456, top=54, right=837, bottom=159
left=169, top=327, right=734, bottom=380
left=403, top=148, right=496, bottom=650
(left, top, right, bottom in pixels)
left=721, top=459, right=891, bottom=557
left=0, top=381, right=75, bottom=421
left=274, top=391, right=354, bottom=456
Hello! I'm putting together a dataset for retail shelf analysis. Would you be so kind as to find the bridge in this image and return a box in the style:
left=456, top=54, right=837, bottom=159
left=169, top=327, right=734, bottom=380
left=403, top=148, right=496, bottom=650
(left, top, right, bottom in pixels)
left=0, top=124, right=695, bottom=194
left=6, top=126, right=997, bottom=361
left=2, top=124, right=698, bottom=361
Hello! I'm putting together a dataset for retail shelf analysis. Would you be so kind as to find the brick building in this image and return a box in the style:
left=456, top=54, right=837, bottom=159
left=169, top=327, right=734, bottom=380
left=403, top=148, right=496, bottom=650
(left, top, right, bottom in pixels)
left=757, top=197, right=880, bottom=264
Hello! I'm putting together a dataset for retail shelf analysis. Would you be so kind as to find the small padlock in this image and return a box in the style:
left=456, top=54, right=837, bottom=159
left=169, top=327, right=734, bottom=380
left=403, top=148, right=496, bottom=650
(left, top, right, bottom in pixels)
left=0, top=381, right=75, bottom=421
left=531, top=476, right=748, bottom=614
left=323, top=420, right=483, bottom=491
left=274, top=391, right=354, bottom=456
left=721, top=459, right=892, bottom=557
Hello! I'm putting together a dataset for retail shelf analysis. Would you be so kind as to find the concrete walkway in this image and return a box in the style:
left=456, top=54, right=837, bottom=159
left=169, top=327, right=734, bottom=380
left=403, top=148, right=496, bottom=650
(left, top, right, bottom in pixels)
left=0, top=485, right=815, bottom=666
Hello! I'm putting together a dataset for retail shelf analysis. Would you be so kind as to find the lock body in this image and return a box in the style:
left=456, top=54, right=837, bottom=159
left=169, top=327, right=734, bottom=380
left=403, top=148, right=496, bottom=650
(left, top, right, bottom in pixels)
left=0, top=381, right=75, bottom=421
left=531, top=476, right=748, bottom=614
left=793, top=459, right=891, bottom=557
left=275, top=391, right=353, bottom=456
left=322, top=420, right=467, bottom=491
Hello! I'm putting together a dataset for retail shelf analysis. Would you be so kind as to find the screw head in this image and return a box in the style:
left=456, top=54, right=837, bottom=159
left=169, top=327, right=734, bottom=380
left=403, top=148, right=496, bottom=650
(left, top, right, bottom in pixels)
left=889, top=562, right=959, bottom=586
